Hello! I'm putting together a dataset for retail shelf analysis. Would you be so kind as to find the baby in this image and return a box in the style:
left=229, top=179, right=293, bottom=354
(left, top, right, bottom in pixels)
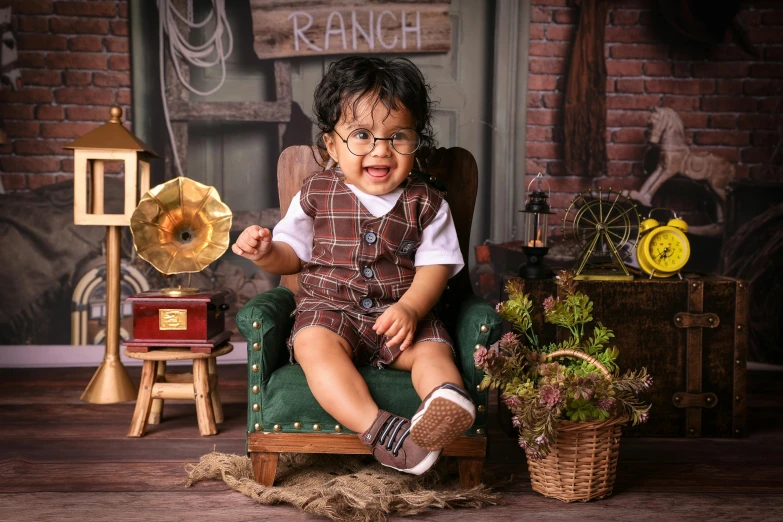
left=233, top=56, right=475, bottom=475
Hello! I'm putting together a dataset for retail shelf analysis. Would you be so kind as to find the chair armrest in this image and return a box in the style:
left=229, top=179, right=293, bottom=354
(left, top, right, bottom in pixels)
left=236, top=286, right=296, bottom=382
left=453, top=295, right=502, bottom=391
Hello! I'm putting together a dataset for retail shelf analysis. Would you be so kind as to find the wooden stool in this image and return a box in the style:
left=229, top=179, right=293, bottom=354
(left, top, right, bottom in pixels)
left=125, top=343, right=233, bottom=437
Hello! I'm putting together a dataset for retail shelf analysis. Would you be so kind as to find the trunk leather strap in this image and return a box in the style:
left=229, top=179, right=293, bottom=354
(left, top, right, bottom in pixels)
left=674, top=312, right=720, bottom=328
left=685, top=280, right=704, bottom=437
left=672, top=392, right=718, bottom=409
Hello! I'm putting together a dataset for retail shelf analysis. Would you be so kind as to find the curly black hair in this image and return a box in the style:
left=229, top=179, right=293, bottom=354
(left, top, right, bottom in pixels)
left=312, top=56, right=437, bottom=157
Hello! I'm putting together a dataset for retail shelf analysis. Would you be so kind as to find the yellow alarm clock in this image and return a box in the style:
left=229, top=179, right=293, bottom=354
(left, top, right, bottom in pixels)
left=635, top=209, right=690, bottom=278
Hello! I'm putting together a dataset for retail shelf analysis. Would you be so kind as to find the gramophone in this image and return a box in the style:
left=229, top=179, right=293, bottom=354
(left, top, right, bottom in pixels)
left=123, top=177, right=233, bottom=354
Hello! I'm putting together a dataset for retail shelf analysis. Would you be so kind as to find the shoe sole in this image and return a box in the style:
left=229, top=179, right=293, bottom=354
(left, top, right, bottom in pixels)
left=377, top=448, right=441, bottom=475
left=410, top=390, right=476, bottom=451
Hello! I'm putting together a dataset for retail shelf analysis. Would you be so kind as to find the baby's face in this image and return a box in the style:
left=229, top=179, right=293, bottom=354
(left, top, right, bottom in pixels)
left=324, top=95, right=417, bottom=196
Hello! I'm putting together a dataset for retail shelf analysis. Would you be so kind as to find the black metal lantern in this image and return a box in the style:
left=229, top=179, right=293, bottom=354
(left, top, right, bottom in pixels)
left=519, top=173, right=555, bottom=279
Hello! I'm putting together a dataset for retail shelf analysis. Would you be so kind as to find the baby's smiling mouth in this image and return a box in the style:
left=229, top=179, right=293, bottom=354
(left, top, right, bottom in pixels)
left=365, top=166, right=391, bottom=178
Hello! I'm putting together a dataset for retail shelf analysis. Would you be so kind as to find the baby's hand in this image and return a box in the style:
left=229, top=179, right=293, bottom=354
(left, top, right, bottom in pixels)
left=232, top=225, right=272, bottom=262
left=373, top=302, right=419, bottom=351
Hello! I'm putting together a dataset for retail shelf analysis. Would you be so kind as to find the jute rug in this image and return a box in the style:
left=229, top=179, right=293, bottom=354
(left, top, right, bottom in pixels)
left=185, top=452, right=502, bottom=521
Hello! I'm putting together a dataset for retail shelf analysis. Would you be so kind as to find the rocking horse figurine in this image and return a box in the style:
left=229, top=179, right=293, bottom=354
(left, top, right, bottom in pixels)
left=625, top=107, right=735, bottom=236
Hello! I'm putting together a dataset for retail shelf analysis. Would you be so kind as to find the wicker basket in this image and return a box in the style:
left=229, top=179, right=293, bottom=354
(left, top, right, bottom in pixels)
left=526, top=349, right=626, bottom=502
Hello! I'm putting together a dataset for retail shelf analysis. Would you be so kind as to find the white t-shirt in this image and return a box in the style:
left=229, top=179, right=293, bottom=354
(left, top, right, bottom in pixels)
left=273, top=184, right=465, bottom=278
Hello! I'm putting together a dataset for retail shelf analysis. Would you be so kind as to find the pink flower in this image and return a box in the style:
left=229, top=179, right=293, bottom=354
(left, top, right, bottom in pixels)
left=639, top=411, right=650, bottom=423
left=473, top=345, right=488, bottom=366
left=543, top=296, right=556, bottom=311
left=511, top=415, right=522, bottom=428
left=535, top=435, right=549, bottom=446
left=596, top=397, right=616, bottom=411
left=526, top=447, right=543, bottom=460
left=539, top=385, right=563, bottom=409
left=517, top=436, right=528, bottom=450
left=504, top=395, right=523, bottom=409
left=643, top=375, right=654, bottom=389
left=500, top=332, right=517, bottom=347
left=495, top=302, right=503, bottom=312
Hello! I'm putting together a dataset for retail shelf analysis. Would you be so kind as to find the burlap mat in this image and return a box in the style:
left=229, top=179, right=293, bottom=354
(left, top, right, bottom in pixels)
left=185, top=452, right=502, bottom=521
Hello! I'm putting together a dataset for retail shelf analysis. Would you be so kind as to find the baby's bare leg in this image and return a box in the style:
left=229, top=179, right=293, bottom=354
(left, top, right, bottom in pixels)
left=293, top=326, right=379, bottom=433
left=389, top=341, right=463, bottom=399
left=392, top=341, right=474, bottom=450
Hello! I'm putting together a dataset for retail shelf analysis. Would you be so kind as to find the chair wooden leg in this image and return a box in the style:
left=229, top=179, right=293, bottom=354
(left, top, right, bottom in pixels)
left=148, top=361, right=166, bottom=425
left=250, top=452, right=279, bottom=486
left=458, top=457, right=483, bottom=488
left=128, top=360, right=156, bottom=437
left=207, top=356, right=223, bottom=424
left=193, top=358, right=217, bottom=436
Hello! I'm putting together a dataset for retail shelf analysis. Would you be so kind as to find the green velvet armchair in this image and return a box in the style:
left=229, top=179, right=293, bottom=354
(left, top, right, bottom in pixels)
left=237, top=146, right=501, bottom=488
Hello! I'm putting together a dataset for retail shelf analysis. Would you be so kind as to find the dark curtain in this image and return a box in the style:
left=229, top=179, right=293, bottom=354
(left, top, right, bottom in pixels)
left=564, top=0, right=610, bottom=176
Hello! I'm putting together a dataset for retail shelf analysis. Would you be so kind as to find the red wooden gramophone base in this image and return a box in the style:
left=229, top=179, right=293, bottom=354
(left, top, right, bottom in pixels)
left=123, top=289, right=231, bottom=354
left=124, top=331, right=232, bottom=354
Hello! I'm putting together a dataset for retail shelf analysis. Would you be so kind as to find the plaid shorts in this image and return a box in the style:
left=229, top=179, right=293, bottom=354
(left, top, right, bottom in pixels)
left=287, top=309, right=454, bottom=367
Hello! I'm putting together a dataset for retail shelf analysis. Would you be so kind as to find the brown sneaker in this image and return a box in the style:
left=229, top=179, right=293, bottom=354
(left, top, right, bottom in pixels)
left=361, top=410, right=440, bottom=475
left=410, top=383, right=476, bottom=451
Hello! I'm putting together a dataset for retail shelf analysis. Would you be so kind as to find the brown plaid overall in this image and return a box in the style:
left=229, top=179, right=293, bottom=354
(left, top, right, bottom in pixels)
left=288, top=169, right=454, bottom=367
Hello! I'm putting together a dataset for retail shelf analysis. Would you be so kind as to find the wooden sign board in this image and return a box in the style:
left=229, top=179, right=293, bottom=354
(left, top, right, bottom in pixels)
left=250, top=0, right=451, bottom=60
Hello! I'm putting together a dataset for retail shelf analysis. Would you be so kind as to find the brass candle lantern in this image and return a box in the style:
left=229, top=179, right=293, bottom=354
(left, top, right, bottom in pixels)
left=519, top=173, right=555, bottom=280
left=64, top=106, right=159, bottom=404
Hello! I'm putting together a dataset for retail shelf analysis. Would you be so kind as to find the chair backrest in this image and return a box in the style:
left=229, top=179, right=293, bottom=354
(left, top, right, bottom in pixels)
left=276, top=145, right=478, bottom=319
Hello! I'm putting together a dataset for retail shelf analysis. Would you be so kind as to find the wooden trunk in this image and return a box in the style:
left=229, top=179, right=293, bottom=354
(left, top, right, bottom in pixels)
left=498, top=276, right=748, bottom=438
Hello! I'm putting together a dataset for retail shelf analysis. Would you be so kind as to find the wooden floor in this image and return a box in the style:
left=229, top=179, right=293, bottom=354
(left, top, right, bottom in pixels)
left=1, top=364, right=782, bottom=521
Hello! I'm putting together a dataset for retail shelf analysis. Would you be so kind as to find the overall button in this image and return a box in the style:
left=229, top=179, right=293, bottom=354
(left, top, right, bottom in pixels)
left=360, top=298, right=373, bottom=309
left=364, top=232, right=377, bottom=245
left=362, top=267, right=374, bottom=279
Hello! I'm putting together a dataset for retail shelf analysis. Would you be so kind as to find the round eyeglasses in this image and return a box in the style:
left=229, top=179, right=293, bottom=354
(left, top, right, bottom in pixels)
left=332, top=128, right=421, bottom=156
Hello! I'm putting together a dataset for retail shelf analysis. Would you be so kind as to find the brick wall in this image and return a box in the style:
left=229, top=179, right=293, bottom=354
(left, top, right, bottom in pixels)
left=0, top=0, right=130, bottom=191
left=526, top=0, right=782, bottom=224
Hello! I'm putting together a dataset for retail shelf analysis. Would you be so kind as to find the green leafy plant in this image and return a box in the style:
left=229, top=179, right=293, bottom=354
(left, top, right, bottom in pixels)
left=475, top=270, right=652, bottom=459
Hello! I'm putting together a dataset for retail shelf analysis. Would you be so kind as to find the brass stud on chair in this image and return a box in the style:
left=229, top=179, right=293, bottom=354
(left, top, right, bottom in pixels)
left=313, top=424, right=322, bottom=431
left=252, top=342, right=261, bottom=351
left=293, top=422, right=302, bottom=430
left=252, top=385, right=259, bottom=394
left=252, top=321, right=261, bottom=330
left=251, top=364, right=259, bottom=373
left=480, top=324, right=488, bottom=333
left=335, top=424, right=343, bottom=432
left=476, top=384, right=481, bottom=391
left=475, top=344, right=483, bottom=351
left=252, top=403, right=260, bottom=412
left=476, top=428, right=485, bottom=435
left=273, top=424, right=282, bottom=432
left=477, top=405, right=486, bottom=413
left=254, top=423, right=262, bottom=431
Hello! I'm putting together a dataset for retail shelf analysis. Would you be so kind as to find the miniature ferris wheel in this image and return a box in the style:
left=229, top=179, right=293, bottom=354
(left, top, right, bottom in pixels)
left=561, top=187, right=641, bottom=281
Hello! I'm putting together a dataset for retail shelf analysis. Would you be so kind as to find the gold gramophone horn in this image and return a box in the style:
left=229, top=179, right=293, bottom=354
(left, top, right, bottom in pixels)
left=130, top=177, right=232, bottom=295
